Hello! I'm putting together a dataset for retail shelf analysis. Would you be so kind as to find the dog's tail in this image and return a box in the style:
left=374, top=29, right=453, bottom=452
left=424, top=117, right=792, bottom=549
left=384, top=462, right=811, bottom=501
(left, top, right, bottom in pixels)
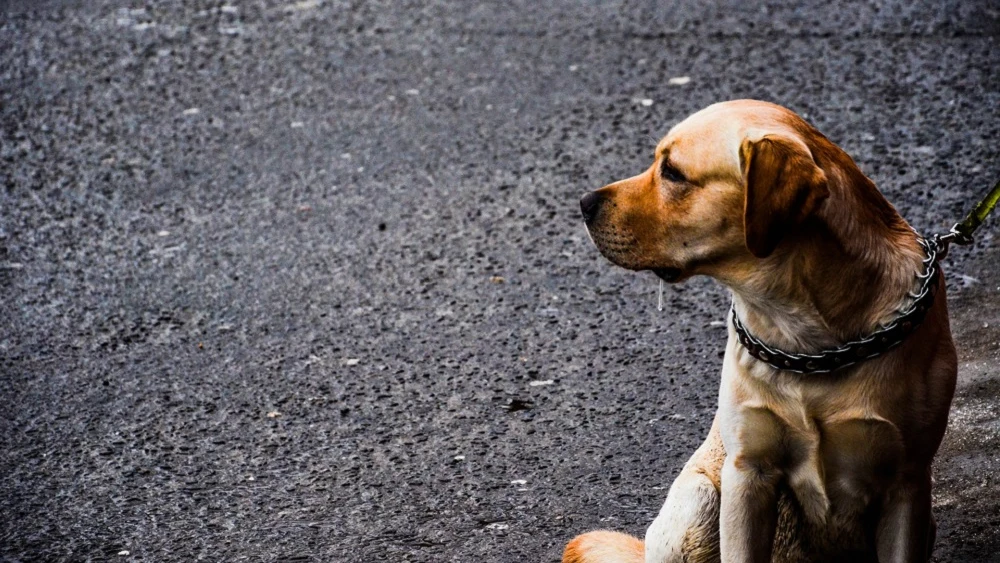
left=563, top=530, right=644, bottom=563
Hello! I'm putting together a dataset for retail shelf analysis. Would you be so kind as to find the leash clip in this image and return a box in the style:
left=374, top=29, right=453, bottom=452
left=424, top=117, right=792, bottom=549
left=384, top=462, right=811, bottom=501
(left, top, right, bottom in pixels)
left=940, top=177, right=1000, bottom=253
left=933, top=223, right=975, bottom=260
left=935, top=223, right=973, bottom=246
left=943, top=223, right=975, bottom=246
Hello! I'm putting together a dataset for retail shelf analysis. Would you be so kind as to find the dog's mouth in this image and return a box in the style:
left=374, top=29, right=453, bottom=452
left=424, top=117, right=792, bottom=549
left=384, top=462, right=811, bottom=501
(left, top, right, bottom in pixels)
left=652, top=267, right=682, bottom=283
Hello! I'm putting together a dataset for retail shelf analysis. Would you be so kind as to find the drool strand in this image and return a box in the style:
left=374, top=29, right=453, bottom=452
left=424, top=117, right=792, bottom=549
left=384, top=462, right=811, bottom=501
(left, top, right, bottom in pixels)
left=657, top=279, right=664, bottom=312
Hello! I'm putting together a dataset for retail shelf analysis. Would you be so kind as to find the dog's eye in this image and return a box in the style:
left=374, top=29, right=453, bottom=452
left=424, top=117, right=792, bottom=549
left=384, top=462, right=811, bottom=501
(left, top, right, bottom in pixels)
left=660, top=160, right=685, bottom=183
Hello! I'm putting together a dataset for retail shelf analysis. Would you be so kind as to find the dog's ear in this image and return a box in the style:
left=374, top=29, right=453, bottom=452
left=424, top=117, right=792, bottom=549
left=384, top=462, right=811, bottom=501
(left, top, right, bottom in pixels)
left=740, top=134, right=830, bottom=258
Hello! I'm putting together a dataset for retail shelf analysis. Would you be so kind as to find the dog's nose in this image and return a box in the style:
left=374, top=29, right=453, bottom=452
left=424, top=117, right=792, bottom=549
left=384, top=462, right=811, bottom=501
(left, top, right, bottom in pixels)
left=580, top=191, right=604, bottom=223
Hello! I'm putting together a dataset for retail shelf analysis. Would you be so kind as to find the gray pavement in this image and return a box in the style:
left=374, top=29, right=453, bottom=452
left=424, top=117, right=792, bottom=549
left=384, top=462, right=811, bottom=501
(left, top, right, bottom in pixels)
left=1, top=1, right=999, bottom=561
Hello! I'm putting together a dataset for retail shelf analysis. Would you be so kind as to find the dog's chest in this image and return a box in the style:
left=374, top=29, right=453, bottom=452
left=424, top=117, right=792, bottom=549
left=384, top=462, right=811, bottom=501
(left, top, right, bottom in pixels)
left=728, top=372, right=906, bottom=524
left=750, top=396, right=906, bottom=528
left=725, top=347, right=914, bottom=532
left=792, top=416, right=904, bottom=518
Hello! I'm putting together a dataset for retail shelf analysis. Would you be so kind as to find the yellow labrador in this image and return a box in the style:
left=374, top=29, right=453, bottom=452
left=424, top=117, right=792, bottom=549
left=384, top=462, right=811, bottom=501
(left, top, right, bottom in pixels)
left=566, top=100, right=957, bottom=563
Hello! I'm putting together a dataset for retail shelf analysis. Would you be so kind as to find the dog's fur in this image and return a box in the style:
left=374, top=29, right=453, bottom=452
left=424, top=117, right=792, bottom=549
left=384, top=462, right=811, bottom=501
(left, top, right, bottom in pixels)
left=568, top=100, right=957, bottom=563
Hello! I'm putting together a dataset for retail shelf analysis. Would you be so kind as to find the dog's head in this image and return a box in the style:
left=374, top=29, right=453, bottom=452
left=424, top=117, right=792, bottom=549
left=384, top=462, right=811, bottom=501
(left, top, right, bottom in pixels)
left=581, top=100, right=830, bottom=283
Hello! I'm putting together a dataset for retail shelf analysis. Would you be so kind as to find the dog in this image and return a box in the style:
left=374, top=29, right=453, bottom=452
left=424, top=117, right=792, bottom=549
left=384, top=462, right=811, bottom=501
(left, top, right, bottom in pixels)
left=566, top=100, right=957, bottom=562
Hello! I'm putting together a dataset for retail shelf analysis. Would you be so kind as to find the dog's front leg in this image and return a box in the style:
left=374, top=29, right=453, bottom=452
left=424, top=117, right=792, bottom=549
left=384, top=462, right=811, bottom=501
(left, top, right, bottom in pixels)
left=876, top=470, right=933, bottom=563
left=719, top=453, right=780, bottom=563
left=717, top=405, right=784, bottom=563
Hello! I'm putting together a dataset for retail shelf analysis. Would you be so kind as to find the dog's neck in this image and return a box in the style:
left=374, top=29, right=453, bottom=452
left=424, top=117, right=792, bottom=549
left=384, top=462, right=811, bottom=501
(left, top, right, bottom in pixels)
left=724, top=150, right=926, bottom=354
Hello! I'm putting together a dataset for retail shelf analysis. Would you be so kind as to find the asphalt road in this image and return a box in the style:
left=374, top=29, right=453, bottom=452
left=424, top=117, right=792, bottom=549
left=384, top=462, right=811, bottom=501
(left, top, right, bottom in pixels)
left=2, top=1, right=999, bottom=561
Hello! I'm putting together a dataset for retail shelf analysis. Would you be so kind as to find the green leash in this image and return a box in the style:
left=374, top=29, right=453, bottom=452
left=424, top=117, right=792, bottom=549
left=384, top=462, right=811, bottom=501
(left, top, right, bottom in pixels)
left=940, top=178, right=1000, bottom=247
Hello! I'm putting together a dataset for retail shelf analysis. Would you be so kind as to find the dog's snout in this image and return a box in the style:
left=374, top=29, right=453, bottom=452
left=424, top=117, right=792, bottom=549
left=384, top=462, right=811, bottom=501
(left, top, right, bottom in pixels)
left=580, top=191, right=604, bottom=223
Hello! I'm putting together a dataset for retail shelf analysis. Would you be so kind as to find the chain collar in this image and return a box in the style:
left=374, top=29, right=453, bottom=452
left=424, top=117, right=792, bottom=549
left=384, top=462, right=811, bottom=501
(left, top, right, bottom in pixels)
left=731, top=236, right=944, bottom=374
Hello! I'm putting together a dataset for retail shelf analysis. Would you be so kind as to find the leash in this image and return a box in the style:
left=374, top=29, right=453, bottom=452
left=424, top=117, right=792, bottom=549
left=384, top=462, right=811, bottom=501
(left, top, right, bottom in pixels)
left=937, top=177, right=1000, bottom=251
left=733, top=178, right=1000, bottom=375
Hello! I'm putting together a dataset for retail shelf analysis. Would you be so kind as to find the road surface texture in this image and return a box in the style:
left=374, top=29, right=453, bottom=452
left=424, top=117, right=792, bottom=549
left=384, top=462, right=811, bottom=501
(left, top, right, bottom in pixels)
left=2, top=1, right=999, bottom=561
